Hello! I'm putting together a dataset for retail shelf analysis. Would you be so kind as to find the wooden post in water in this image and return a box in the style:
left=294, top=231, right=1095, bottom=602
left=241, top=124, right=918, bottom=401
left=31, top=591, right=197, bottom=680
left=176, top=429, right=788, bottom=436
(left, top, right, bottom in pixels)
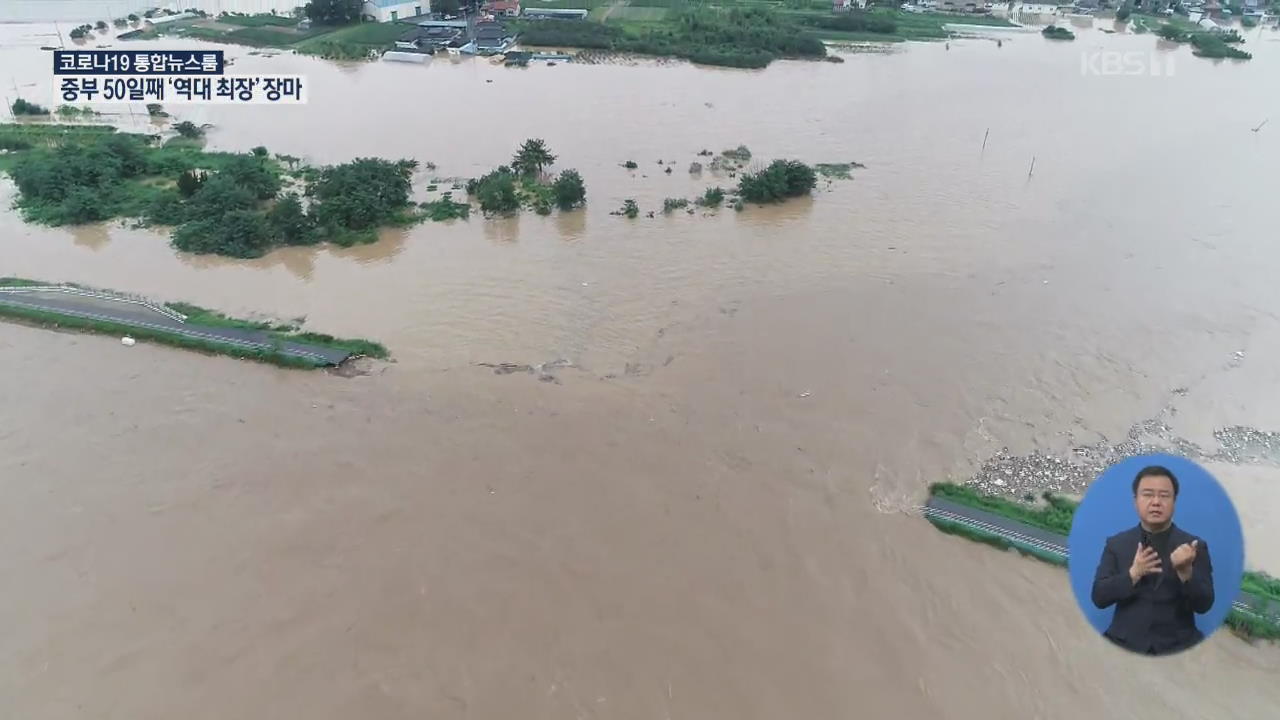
left=1028, top=156, right=1036, bottom=178
left=982, top=128, right=990, bottom=153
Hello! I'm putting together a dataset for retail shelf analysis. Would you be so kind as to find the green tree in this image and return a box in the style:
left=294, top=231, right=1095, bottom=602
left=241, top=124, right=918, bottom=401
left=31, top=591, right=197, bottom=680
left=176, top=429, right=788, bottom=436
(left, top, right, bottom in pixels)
left=173, top=120, right=204, bottom=139
left=737, top=160, right=816, bottom=204
left=471, top=170, right=520, bottom=214
left=698, top=186, right=725, bottom=207
left=61, top=187, right=108, bottom=224
left=551, top=169, right=586, bottom=210
left=267, top=193, right=316, bottom=245
left=305, top=0, right=361, bottom=25
left=435, top=0, right=461, bottom=15
left=511, top=138, right=557, bottom=177
left=221, top=154, right=281, bottom=200
left=183, top=173, right=257, bottom=222
left=11, top=98, right=50, bottom=116
left=176, top=169, right=206, bottom=198
left=308, top=158, right=417, bottom=231
left=172, top=210, right=272, bottom=258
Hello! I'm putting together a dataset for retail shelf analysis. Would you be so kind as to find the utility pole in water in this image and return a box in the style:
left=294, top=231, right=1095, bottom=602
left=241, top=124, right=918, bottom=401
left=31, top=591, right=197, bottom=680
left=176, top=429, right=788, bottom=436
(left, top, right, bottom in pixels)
left=1027, top=156, right=1036, bottom=178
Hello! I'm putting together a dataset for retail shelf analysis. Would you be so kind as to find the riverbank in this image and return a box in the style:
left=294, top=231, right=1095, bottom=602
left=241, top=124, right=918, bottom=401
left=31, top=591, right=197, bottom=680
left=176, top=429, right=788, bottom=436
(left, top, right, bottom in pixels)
left=103, top=10, right=407, bottom=60
left=516, top=7, right=1016, bottom=67
left=926, top=482, right=1280, bottom=642
left=0, top=277, right=387, bottom=368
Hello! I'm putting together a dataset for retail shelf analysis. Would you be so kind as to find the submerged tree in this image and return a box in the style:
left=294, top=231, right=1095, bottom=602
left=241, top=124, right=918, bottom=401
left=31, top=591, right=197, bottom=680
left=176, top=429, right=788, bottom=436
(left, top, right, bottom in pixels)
left=736, top=160, right=816, bottom=204
left=511, top=138, right=557, bottom=177
left=267, top=193, right=316, bottom=245
left=304, top=0, right=361, bottom=25
left=469, top=168, right=520, bottom=214
left=176, top=169, right=207, bottom=198
left=173, top=120, right=204, bottom=139
left=551, top=169, right=586, bottom=210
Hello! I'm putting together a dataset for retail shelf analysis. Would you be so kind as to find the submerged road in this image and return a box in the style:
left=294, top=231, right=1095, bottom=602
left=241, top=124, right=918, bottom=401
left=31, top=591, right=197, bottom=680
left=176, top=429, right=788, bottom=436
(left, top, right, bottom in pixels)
left=0, top=287, right=351, bottom=366
left=922, top=496, right=1280, bottom=622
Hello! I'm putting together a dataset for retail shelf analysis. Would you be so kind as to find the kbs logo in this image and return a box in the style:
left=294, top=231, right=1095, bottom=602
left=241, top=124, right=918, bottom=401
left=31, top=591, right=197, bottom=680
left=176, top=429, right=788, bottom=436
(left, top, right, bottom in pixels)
left=1080, top=51, right=1175, bottom=77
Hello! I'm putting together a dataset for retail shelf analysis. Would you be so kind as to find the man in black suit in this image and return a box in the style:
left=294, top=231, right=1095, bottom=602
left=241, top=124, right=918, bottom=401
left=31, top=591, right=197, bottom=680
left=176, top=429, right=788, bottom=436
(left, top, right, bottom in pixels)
left=1091, top=465, right=1214, bottom=655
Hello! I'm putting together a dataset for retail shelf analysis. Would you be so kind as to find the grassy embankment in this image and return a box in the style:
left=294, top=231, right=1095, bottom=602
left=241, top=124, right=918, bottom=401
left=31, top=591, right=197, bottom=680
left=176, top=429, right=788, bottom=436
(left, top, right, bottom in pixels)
left=0, top=122, right=457, bottom=258
left=117, top=12, right=406, bottom=59
left=927, top=482, right=1280, bottom=641
left=0, top=278, right=388, bottom=368
left=518, top=0, right=1015, bottom=64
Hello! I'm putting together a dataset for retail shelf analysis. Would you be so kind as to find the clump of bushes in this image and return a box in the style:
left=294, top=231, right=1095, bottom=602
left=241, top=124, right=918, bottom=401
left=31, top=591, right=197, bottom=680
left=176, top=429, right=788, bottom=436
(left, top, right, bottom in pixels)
left=552, top=169, right=586, bottom=210
left=421, top=196, right=471, bottom=221
left=173, top=121, right=204, bottom=139
left=698, top=186, right=726, bottom=207
left=736, top=159, right=817, bottom=204
left=11, top=99, right=50, bottom=116
left=662, top=197, right=689, bottom=213
left=468, top=167, right=520, bottom=214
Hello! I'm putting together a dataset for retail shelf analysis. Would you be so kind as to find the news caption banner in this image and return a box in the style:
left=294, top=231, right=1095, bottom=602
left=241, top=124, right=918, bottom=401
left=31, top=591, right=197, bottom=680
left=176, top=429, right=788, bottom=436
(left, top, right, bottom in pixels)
left=53, top=50, right=305, bottom=105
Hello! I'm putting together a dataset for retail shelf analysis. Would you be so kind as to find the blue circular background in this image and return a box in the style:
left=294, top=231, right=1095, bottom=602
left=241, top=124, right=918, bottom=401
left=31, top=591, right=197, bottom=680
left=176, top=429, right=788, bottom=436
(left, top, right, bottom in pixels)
left=1067, top=453, right=1245, bottom=641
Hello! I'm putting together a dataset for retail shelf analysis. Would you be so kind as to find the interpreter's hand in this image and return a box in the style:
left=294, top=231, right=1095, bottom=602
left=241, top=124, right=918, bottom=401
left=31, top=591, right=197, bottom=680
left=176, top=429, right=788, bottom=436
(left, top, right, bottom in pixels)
left=1172, top=540, right=1199, bottom=583
left=1129, top=543, right=1162, bottom=585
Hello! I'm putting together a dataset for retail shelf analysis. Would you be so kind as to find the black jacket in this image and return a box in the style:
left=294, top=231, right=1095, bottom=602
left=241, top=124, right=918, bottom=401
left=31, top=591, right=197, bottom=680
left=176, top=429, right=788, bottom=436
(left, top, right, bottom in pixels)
left=1090, top=523, right=1214, bottom=655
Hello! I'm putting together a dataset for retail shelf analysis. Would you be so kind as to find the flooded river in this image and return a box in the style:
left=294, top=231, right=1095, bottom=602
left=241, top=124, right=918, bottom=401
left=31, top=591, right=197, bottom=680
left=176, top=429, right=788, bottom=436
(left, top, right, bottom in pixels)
left=3, top=17, right=1280, bottom=719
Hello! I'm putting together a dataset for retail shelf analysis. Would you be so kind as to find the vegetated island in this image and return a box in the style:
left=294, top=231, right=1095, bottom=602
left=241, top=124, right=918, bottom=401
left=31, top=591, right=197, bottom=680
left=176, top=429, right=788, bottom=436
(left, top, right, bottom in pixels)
left=926, top=482, right=1280, bottom=642
left=1155, top=23, right=1251, bottom=60
left=0, top=277, right=387, bottom=369
left=466, top=138, right=587, bottom=215
left=616, top=144, right=853, bottom=218
left=0, top=121, right=475, bottom=259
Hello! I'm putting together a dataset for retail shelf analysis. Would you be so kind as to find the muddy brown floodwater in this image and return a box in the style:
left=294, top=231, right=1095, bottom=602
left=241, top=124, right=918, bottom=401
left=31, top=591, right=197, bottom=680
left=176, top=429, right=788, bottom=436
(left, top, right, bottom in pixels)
left=3, top=18, right=1280, bottom=720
